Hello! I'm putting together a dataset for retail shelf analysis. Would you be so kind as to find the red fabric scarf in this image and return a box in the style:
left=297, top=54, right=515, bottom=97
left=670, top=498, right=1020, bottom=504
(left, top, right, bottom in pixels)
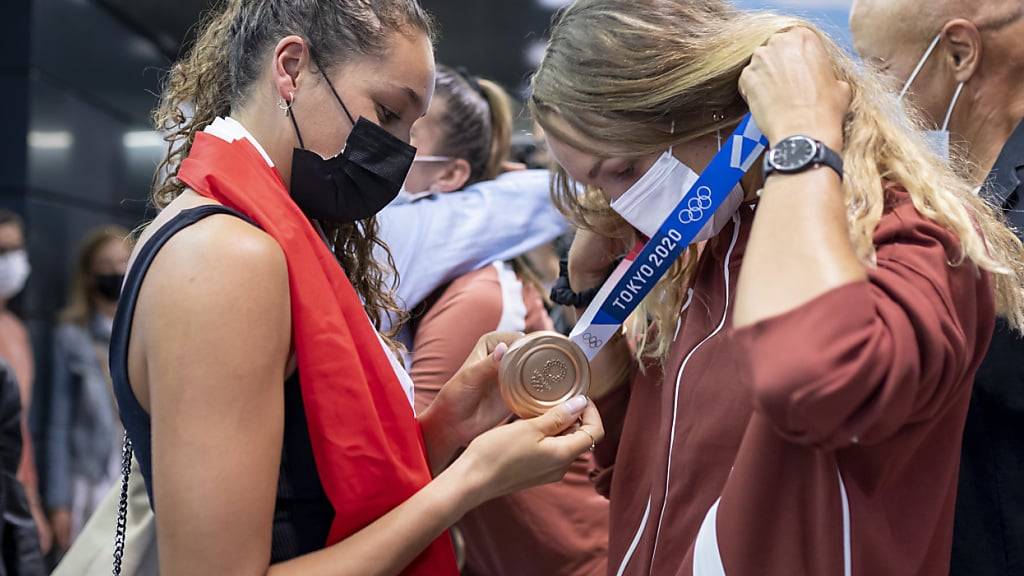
left=177, top=132, right=457, bottom=574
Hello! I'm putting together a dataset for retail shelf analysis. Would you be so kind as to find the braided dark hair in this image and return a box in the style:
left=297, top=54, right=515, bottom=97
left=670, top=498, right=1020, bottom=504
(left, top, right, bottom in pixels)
left=432, top=64, right=514, bottom=185
left=431, top=66, right=551, bottom=303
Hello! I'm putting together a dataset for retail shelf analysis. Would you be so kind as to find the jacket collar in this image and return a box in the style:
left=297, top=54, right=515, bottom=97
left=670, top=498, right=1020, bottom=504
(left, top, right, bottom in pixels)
left=982, top=119, right=1024, bottom=217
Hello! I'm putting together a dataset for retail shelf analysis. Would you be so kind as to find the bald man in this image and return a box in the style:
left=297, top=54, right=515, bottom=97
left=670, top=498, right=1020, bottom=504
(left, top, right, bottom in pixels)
left=851, top=2, right=1024, bottom=575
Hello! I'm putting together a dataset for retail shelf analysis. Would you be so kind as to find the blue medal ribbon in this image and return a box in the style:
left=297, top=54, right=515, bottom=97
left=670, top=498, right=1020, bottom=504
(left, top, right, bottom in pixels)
left=570, top=114, right=768, bottom=359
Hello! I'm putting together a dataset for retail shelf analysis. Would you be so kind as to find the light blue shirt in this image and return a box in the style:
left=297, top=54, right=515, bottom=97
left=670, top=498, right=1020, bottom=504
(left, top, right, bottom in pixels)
left=378, top=169, right=569, bottom=329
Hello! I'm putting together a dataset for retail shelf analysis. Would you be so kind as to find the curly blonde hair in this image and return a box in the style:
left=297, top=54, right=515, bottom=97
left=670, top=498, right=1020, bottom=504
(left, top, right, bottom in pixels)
left=530, top=0, right=1024, bottom=362
left=151, top=0, right=434, bottom=338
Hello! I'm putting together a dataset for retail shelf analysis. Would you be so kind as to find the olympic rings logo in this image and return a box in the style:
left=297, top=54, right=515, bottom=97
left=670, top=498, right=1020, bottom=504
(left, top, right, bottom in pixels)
left=677, top=186, right=714, bottom=225
left=580, top=333, right=603, bottom=349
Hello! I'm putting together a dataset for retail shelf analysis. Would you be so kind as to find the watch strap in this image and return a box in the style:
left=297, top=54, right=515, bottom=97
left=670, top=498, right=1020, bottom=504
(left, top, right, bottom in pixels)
left=815, top=141, right=845, bottom=180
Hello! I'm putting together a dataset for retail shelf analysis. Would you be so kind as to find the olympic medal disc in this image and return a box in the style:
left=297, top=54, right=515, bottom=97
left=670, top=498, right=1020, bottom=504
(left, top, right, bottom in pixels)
left=499, top=331, right=591, bottom=419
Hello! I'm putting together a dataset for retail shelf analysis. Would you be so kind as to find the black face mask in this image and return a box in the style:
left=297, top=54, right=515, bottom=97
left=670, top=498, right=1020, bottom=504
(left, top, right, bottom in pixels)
left=288, top=62, right=416, bottom=223
left=95, top=273, right=124, bottom=302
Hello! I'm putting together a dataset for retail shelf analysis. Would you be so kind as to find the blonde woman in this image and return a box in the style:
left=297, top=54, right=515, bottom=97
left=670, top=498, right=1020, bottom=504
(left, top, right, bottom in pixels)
left=402, top=65, right=609, bottom=576
left=529, top=1, right=1024, bottom=575
left=45, top=226, right=129, bottom=552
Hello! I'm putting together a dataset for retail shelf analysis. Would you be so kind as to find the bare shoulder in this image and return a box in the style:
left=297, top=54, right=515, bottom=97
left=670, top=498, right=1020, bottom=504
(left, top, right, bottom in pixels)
left=133, top=191, right=290, bottom=346
left=139, top=192, right=286, bottom=297
left=159, top=210, right=284, bottom=276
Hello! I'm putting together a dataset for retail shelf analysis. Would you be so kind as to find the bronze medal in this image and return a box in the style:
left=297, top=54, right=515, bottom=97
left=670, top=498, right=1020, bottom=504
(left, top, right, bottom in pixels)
left=499, top=331, right=591, bottom=418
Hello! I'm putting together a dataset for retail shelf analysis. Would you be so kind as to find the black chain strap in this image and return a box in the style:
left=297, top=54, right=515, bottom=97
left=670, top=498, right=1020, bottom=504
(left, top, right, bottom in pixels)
left=112, top=432, right=132, bottom=576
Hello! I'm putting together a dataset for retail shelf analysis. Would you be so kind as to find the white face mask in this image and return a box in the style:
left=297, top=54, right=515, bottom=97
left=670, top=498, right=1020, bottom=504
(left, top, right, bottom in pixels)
left=397, top=155, right=457, bottom=202
left=0, top=249, right=30, bottom=300
left=610, top=139, right=743, bottom=241
left=899, top=33, right=965, bottom=160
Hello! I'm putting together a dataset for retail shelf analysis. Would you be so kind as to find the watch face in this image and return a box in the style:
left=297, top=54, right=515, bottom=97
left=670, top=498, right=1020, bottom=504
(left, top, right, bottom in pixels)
left=770, top=136, right=818, bottom=171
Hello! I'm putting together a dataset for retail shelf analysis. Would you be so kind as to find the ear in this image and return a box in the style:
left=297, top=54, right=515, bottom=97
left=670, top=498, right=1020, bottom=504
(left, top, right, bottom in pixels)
left=272, top=35, right=309, bottom=104
left=432, top=159, right=473, bottom=193
left=941, top=19, right=982, bottom=83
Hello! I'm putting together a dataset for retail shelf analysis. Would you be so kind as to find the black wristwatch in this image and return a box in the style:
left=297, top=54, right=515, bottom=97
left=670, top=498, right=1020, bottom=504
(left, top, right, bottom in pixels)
left=763, top=135, right=844, bottom=180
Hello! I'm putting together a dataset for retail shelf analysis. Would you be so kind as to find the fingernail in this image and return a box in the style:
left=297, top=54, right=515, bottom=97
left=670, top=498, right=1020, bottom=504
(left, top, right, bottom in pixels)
left=493, top=342, right=509, bottom=362
left=563, top=395, right=588, bottom=415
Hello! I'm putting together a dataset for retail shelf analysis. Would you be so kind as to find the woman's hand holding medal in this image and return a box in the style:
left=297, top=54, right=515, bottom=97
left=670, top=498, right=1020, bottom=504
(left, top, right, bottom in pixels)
left=420, top=332, right=521, bottom=470
left=420, top=332, right=605, bottom=498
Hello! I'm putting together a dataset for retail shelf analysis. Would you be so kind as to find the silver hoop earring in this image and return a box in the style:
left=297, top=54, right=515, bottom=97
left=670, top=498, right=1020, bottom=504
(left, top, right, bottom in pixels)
left=278, top=91, right=295, bottom=115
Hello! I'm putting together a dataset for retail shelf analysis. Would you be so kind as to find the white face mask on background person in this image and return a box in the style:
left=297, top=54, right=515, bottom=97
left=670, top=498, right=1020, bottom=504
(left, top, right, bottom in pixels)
left=610, top=132, right=743, bottom=242
left=0, top=249, right=30, bottom=300
left=899, top=32, right=965, bottom=161
left=396, top=155, right=457, bottom=203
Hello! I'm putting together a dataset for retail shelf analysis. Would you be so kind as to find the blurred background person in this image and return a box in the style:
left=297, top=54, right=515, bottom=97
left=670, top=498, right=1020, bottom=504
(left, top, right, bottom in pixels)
left=403, top=66, right=555, bottom=350
left=0, top=210, right=50, bottom=555
left=0, top=358, right=46, bottom=575
left=44, top=225, right=129, bottom=555
left=379, top=146, right=569, bottom=333
left=850, top=2, right=1024, bottom=574
left=401, top=64, right=608, bottom=576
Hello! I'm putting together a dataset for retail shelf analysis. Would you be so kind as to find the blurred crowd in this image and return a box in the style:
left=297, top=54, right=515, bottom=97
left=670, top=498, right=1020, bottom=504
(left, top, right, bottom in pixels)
left=0, top=212, right=130, bottom=569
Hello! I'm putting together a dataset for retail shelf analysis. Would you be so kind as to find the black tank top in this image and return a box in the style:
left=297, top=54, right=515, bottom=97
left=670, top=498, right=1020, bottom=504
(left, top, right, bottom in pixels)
left=110, top=205, right=333, bottom=562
